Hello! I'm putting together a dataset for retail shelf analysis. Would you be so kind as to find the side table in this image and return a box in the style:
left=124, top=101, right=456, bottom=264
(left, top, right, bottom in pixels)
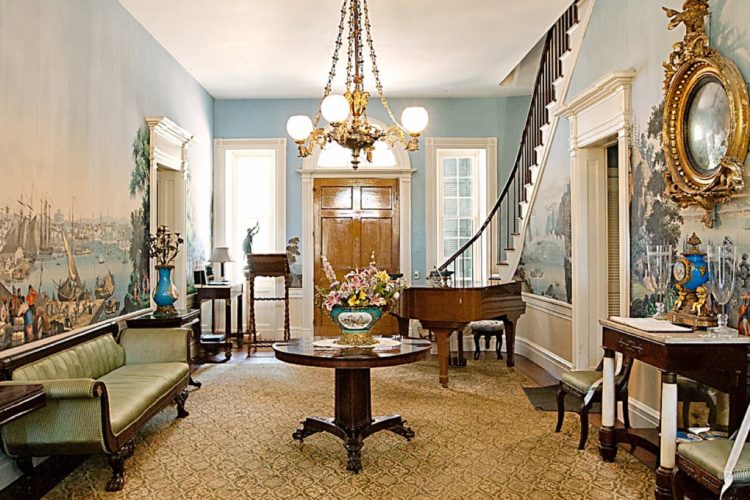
left=125, top=309, right=202, bottom=387
left=0, top=384, right=45, bottom=426
left=195, top=283, right=244, bottom=362
left=247, top=254, right=291, bottom=353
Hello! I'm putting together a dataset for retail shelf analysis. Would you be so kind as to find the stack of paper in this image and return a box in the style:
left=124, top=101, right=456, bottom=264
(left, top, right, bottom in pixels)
left=609, top=317, right=693, bottom=333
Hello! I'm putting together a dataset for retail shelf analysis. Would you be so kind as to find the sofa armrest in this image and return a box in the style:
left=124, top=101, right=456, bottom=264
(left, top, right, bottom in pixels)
left=0, top=379, right=104, bottom=399
left=119, top=327, right=190, bottom=365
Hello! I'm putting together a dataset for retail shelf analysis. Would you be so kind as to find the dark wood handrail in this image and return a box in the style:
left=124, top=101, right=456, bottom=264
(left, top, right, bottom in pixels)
left=438, top=2, right=577, bottom=277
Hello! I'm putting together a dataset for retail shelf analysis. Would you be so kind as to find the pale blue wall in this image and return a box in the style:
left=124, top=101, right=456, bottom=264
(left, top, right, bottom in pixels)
left=214, top=96, right=530, bottom=276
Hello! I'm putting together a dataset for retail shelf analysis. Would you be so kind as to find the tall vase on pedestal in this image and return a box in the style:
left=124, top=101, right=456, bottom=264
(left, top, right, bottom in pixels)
left=147, top=225, right=184, bottom=318
left=153, top=265, right=179, bottom=317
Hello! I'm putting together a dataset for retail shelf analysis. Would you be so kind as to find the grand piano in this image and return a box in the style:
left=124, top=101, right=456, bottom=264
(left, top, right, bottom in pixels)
left=392, top=280, right=526, bottom=387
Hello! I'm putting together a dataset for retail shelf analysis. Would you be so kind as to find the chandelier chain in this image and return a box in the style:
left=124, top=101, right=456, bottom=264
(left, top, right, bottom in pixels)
left=314, top=0, right=350, bottom=128
left=346, top=0, right=354, bottom=90
left=362, top=0, right=401, bottom=127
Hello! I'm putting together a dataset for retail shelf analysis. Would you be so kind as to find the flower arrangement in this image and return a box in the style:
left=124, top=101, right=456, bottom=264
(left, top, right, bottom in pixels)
left=147, top=225, right=184, bottom=268
left=317, top=255, right=405, bottom=311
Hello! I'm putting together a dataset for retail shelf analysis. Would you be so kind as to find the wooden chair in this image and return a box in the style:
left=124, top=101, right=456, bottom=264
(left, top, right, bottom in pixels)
left=555, top=356, right=634, bottom=450
left=672, top=395, right=750, bottom=500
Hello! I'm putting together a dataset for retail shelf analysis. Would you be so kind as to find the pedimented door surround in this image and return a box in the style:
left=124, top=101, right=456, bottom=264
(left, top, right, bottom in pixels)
left=558, top=71, right=635, bottom=370
left=299, top=141, right=414, bottom=337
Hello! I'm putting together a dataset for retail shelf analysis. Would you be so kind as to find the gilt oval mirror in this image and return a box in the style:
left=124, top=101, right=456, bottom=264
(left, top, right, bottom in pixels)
left=685, top=76, right=731, bottom=174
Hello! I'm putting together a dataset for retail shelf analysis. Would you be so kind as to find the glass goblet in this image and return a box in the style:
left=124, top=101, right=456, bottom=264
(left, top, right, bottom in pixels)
left=707, top=244, right=737, bottom=336
left=647, top=245, right=673, bottom=320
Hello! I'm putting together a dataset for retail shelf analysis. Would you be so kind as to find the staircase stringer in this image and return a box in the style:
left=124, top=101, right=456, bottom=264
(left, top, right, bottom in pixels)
left=498, top=0, right=596, bottom=282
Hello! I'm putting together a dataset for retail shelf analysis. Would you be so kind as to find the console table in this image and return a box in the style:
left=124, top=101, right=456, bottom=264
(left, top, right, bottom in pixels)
left=0, top=384, right=45, bottom=426
left=247, top=253, right=291, bottom=353
left=598, top=319, right=750, bottom=499
left=195, top=283, right=244, bottom=361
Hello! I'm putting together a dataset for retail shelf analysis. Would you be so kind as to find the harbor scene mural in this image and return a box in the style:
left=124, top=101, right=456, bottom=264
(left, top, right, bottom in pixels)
left=0, top=128, right=150, bottom=351
left=515, top=145, right=572, bottom=304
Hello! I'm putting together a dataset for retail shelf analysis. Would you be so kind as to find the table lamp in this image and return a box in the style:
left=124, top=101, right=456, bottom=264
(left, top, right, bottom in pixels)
left=210, top=246, right=234, bottom=281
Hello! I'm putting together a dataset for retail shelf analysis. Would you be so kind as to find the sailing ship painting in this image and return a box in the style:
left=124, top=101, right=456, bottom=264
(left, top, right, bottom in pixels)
left=0, top=127, right=152, bottom=352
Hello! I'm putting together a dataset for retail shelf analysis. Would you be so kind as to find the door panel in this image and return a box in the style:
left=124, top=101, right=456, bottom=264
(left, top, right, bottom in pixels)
left=314, top=178, right=400, bottom=336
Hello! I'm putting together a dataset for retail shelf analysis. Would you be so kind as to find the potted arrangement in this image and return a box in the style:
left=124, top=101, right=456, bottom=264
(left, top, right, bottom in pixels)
left=317, top=256, right=405, bottom=346
left=147, top=225, right=184, bottom=317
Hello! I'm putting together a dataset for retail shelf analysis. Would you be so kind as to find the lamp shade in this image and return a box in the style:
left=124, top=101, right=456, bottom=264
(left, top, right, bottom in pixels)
left=210, top=246, right=234, bottom=263
left=286, top=115, right=314, bottom=141
left=321, top=95, right=350, bottom=123
left=401, top=107, right=429, bottom=134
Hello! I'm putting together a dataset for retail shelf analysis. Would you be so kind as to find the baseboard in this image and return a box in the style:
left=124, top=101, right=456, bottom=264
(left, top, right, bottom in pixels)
left=627, top=397, right=660, bottom=428
left=514, top=336, right=573, bottom=380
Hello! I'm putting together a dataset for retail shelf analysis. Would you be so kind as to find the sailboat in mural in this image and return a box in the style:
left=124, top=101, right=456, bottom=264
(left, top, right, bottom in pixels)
left=55, top=231, right=84, bottom=302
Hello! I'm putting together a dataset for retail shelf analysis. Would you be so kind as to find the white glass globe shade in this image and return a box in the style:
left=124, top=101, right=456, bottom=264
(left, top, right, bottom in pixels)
left=321, top=95, right=350, bottom=123
left=286, top=115, right=313, bottom=141
left=401, top=107, right=429, bottom=134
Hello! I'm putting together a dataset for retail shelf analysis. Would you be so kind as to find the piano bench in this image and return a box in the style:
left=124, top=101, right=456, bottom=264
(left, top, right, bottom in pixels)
left=470, top=321, right=505, bottom=361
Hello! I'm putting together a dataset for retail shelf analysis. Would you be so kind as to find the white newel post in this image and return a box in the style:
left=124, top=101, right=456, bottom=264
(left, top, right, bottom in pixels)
left=602, top=352, right=616, bottom=428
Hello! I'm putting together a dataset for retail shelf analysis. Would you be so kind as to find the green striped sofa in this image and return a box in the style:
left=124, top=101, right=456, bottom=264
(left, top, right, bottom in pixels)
left=0, top=327, right=191, bottom=491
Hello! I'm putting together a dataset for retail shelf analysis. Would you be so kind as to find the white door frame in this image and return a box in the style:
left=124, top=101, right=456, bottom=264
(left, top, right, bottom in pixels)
left=558, top=71, right=635, bottom=369
left=299, top=141, right=414, bottom=338
left=424, top=137, right=498, bottom=276
left=147, top=116, right=193, bottom=311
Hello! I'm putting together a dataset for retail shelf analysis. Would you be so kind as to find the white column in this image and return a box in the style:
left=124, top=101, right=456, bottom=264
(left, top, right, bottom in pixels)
left=660, top=373, right=678, bottom=469
left=602, top=352, right=616, bottom=428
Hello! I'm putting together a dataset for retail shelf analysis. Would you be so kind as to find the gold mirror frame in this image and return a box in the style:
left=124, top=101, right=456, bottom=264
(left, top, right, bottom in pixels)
left=662, top=0, right=750, bottom=227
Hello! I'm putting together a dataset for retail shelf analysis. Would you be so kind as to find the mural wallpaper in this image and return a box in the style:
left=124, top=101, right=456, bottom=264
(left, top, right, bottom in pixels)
left=0, top=127, right=151, bottom=351
left=0, top=0, right=214, bottom=354
left=515, top=154, right=572, bottom=304
left=628, top=2, right=750, bottom=325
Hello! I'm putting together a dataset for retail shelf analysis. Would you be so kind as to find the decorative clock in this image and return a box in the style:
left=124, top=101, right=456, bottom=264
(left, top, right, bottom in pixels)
left=670, top=233, right=716, bottom=327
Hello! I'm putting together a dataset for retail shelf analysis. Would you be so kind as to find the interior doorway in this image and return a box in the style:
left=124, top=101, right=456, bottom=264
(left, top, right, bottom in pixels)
left=156, top=167, right=186, bottom=310
left=313, top=177, right=400, bottom=336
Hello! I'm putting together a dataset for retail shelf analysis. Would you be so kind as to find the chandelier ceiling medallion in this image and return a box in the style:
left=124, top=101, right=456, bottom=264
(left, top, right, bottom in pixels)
left=286, top=0, right=429, bottom=169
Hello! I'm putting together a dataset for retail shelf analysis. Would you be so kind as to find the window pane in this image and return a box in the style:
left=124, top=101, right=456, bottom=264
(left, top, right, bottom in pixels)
left=444, top=198, right=458, bottom=217
left=459, top=219, right=473, bottom=237
left=444, top=239, right=458, bottom=255
left=459, top=198, right=472, bottom=217
left=444, top=219, right=458, bottom=236
left=443, top=158, right=457, bottom=177
left=458, top=177, right=472, bottom=197
left=444, top=178, right=458, bottom=197
left=458, top=158, right=471, bottom=177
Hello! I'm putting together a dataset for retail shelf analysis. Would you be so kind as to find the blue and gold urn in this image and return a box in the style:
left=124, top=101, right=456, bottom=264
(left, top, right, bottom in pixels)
left=153, top=265, right=179, bottom=317
left=670, top=233, right=716, bottom=327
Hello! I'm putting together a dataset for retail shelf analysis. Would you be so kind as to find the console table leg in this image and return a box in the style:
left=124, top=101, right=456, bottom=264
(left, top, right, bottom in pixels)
left=656, top=372, right=677, bottom=500
left=599, top=348, right=618, bottom=462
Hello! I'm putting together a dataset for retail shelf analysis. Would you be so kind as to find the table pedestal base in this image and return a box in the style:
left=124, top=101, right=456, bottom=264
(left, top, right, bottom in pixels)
left=291, top=368, right=415, bottom=473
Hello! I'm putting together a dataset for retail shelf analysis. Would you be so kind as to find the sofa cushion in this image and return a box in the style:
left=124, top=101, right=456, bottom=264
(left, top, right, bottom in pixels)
left=561, top=370, right=602, bottom=394
left=13, top=335, right=125, bottom=382
left=98, top=363, right=189, bottom=435
left=679, top=440, right=750, bottom=484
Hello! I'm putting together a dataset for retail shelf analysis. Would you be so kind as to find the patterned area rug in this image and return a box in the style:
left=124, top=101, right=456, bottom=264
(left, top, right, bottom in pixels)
left=46, top=358, right=654, bottom=499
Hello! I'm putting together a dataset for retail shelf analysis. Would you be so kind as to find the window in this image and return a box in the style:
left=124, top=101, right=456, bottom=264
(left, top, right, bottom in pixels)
left=436, top=149, right=487, bottom=286
left=216, top=139, right=286, bottom=286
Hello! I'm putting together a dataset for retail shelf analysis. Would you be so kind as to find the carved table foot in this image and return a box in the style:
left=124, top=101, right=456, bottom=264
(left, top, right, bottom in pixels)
left=344, top=442, right=363, bottom=473
left=292, top=421, right=323, bottom=443
left=388, top=419, right=415, bottom=441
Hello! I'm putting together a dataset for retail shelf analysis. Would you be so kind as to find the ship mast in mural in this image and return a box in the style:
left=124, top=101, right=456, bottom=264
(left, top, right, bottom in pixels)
left=55, top=231, right=84, bottom=302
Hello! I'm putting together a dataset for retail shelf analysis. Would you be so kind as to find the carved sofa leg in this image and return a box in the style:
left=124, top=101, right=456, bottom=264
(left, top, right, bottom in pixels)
left=16, top=457, right=34, bottom=497
left=106, top=442, right=134, bottom=492
left=174, top=388, right=189, bottom=418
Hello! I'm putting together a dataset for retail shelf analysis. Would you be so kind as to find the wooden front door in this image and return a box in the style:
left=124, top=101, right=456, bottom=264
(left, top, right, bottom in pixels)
left=314, top=178, right=400, bottom=336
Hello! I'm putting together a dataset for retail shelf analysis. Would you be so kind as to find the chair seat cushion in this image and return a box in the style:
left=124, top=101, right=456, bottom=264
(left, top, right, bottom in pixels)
left=470, top=320, right=504, bottom=332
left=98, top=363, right=189, bottom=435
left=560, top=370, right=602, bottom=394
left=679, top=440, right=750, bottom=484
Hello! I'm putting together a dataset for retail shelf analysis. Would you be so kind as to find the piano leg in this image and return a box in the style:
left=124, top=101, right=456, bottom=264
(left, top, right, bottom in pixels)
left=432, top=328, right=453, bottom=387
left=503, top=318, right=516, bottom=368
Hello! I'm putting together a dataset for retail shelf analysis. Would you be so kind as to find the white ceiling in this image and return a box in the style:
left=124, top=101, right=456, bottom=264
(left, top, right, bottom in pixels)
left=120, top=0, right=571, bottom=99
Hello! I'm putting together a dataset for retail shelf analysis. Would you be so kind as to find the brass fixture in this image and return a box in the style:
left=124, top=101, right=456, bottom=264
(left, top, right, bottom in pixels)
left=285, top=0, right=428, bottom=169
left=661, top=0, right=750, bottom=227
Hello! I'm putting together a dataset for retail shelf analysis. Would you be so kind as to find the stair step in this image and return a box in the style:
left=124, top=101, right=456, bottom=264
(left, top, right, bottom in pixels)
left=497, top=261, right=510, bottom=266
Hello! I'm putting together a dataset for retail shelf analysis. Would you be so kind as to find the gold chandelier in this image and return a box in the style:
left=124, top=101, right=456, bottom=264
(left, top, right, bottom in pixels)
left=286, top=0, right=428, bottom=170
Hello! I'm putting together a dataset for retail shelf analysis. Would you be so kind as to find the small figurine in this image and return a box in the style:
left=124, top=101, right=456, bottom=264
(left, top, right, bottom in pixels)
left=691, top=285, right=708, bottom=315
left=243, top=222, right=260, bottom=255
left=738, top=292, right=750, bottom=336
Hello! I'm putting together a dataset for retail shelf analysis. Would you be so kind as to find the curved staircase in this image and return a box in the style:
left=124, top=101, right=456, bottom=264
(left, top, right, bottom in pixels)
left=438, top=0, right=595, bottom=283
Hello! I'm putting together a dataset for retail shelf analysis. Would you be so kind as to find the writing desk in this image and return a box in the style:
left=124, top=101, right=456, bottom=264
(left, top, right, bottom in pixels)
left=598, top=319, right=750, bottom=499
left=195, top=283, right=244, bottom=361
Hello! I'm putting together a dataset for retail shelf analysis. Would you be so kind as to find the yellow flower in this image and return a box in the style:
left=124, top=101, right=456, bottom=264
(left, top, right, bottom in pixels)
left=376, top=271, right=389, bottom=282
left=359, top=290, right=366, bottom=300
